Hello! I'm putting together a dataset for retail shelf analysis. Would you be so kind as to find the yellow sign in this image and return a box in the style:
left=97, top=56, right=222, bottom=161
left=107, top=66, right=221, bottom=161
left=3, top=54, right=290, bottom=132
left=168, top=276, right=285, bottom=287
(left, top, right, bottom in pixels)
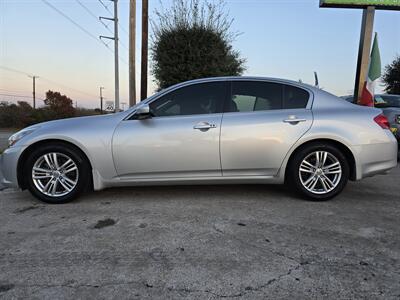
left=390, top=127, right=398, bottom=135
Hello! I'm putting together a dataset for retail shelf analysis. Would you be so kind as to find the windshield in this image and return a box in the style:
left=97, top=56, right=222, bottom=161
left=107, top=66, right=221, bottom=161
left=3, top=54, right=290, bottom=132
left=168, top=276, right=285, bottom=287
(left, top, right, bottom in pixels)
left=374, top=95, right=400, bottom=108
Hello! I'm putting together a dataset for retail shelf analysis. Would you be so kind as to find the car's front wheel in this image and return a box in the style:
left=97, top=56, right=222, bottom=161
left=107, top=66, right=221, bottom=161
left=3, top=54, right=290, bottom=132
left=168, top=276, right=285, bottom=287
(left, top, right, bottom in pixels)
left=24, top=143, right=90, bottom=204
left=288, top=143, right=350, bottom=201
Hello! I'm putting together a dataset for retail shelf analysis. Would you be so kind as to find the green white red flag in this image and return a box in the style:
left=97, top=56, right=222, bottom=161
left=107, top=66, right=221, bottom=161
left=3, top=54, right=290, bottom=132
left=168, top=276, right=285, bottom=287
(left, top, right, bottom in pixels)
left=359, top=33, right=381, bottom=107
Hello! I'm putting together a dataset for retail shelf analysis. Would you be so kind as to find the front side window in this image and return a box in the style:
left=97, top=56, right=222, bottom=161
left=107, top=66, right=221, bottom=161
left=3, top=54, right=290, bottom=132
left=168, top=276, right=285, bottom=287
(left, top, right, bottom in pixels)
left=149, top=82, right=226, bottom=117
left=226, top=81, right=310, bottom=113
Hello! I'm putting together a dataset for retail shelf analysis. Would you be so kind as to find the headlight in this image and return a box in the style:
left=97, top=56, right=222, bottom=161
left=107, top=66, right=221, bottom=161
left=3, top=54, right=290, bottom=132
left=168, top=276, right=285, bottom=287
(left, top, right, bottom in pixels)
left=8, top=127, right=39, bottom=147
left=396, top=115, right=400, bottom=124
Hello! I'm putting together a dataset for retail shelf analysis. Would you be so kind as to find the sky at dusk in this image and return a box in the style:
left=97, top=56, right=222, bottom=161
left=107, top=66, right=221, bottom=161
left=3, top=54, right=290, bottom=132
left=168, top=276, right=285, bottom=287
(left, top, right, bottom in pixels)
left=1, top=0, right=399, bottom=109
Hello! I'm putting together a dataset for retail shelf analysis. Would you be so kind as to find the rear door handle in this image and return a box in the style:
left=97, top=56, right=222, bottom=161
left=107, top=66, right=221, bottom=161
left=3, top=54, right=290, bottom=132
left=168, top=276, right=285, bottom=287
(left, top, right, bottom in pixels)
left=193, top=122, right=217, bottom=130
left=283, top=116, right=307, bottom=124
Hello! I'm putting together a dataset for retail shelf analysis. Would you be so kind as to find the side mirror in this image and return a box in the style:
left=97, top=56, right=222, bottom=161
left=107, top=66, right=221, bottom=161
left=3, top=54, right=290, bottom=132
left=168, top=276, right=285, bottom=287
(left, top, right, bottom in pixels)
left=134, top=104, right=151, bottom=119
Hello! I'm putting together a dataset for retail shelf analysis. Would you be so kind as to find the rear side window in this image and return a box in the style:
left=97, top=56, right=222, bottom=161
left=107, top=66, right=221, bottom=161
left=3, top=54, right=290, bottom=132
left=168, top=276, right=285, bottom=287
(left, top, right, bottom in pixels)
left=228, top=81, right=283, bottom=112
left=283, top=85, right=310, bottom=109
left=227, top=81, right=310, bottom=112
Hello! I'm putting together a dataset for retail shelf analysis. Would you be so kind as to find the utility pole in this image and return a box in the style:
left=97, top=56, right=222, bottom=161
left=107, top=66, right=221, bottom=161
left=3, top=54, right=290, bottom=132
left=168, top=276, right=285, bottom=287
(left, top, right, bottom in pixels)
left=100, top=86, right=105, bottom=114
left=129, top=0, right=136, bottom=107
left=100, top=0, right=120, bottom=112
left=28, top=75, right=39, bottom=109
left=140, top=0, right=149, bottom=101
left=113, top=0, right=119, bottom=111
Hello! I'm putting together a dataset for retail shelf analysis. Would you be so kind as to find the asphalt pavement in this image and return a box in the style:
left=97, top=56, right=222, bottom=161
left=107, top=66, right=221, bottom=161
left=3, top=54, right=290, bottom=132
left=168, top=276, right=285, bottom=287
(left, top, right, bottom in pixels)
left=0, top=165, right=399, bottom=299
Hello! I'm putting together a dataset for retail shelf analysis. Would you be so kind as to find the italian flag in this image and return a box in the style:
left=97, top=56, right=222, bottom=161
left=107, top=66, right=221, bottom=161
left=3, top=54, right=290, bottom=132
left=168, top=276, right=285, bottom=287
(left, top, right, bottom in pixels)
left=359, top=33, right=381, bottom=107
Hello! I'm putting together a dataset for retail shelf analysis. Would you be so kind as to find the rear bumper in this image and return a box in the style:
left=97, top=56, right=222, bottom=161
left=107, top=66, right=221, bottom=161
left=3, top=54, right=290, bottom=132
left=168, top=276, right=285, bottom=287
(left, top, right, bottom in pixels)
left=0, top=146, right=23, bottom=189
left=353, top=133, right=398, bottom=180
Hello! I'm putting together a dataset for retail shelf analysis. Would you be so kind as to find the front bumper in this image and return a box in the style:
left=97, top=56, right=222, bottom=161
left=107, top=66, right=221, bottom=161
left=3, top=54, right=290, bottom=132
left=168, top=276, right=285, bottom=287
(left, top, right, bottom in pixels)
left=0, top=146, right=24, bottom=189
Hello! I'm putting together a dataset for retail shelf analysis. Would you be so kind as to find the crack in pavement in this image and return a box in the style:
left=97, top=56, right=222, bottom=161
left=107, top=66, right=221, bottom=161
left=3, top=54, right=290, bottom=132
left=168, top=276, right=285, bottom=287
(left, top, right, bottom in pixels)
left=212, top=223, right=300, bottom=264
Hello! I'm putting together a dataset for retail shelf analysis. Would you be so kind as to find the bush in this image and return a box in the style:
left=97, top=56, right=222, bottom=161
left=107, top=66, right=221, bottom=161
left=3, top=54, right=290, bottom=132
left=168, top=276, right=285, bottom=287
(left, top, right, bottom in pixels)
left=0, top=90, right=101, bottom=129
left=382, top=55, right=400, bottom=95
left=151, top=0, right=246, bottom=89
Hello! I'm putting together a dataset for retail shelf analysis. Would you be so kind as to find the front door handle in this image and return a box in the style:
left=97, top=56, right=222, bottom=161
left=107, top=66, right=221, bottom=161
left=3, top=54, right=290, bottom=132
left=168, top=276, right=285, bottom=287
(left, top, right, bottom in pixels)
left=283, top=116, right=307, bottom=124
left=193, top=122, right=217, bottom=131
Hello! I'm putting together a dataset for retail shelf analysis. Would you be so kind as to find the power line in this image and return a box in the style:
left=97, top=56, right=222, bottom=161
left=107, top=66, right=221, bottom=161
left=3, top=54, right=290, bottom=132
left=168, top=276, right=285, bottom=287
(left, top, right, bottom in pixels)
left=0, top=65, right=97, bottom=99
left=74, top=0, right=113, bottom=34
left=41, top=0, right=100, bottom=44
left=0, top=93, right=37, bottom=99
left=0, top=88, right=30, bottom=94
left=119, top=22, right=129, bottom=36
left=119, top=39, right=129, bottom=52
left=98, top=0, right=112, bottom=14
left=41, top=77, right=98, bottom=99
left=0, top=66, right=31, bottom=76
left=40, top=0, right=127, bottom=66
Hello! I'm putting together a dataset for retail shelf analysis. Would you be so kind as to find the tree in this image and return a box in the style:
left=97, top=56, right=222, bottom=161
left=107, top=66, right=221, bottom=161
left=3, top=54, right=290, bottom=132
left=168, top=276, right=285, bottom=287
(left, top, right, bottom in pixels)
left=151, top=0, right=246, bottom=89
left=382, top=55, right=400, bottom=95
left=44, top=90, right=75, bottom=119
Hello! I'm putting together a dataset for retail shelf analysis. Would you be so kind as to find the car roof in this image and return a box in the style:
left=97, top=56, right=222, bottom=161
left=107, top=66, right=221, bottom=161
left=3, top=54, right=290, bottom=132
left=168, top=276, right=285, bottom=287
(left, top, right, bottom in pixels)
left=168, top=76, right=319, bottom=93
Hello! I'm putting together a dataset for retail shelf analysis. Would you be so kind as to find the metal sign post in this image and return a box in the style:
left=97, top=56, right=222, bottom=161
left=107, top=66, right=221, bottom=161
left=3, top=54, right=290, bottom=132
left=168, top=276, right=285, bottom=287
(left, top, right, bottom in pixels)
left=354, top=6, right=375, bottom=103
left=320, top=0, right=400, bottom=102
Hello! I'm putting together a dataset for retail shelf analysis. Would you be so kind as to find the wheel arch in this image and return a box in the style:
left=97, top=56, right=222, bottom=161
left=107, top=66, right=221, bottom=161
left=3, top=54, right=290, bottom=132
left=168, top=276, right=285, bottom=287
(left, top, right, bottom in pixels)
left=283, top=138, right=357, bottom=182
left=17, top=139, right=94, bottom=190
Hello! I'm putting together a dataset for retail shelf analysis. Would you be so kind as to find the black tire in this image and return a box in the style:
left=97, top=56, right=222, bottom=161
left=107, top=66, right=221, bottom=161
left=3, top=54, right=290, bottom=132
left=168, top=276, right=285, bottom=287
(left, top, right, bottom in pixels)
left=287, top=143, right=350, bottom=201
left=24, top=143, right=91, bottom=204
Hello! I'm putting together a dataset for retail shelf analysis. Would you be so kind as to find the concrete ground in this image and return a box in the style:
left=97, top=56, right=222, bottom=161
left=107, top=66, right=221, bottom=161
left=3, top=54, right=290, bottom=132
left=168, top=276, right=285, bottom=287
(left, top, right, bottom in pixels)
left=0, top=166, right=399, bottom=299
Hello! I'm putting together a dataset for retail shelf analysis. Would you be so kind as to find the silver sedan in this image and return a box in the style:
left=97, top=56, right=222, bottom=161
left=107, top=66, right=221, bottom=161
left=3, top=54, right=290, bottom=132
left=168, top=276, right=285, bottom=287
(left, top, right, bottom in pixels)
left=0, top=77, right=398, bottom=203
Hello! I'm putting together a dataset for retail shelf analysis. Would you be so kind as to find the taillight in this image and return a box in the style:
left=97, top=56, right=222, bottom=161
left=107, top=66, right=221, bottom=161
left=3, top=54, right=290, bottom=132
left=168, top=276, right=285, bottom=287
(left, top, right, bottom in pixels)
left=374, top=114, right=390, bottom=129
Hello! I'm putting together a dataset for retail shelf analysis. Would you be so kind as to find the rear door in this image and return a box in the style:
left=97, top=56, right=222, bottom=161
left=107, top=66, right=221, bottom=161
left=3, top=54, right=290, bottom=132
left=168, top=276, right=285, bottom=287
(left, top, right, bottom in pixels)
left=220, top=80, right=313, bottom=176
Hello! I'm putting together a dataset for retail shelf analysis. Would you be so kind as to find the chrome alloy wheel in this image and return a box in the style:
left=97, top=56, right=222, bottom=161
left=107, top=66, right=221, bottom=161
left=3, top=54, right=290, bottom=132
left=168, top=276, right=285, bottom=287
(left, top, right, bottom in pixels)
left=299, top=151, right=342, bottom=195
left=32, top=152, right=79, bottom=197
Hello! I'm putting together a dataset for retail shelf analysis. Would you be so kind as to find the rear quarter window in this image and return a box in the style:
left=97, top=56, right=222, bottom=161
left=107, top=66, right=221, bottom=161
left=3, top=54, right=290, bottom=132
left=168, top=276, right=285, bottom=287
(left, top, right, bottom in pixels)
left=283, top=85, right=310, bottom=109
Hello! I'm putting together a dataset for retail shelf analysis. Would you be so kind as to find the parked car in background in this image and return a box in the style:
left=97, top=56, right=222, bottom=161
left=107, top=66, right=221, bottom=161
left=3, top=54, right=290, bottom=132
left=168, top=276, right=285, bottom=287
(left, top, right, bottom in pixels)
left=342, top=94, right=400, bottom=142
left=0, top=77, right=398, bottom=204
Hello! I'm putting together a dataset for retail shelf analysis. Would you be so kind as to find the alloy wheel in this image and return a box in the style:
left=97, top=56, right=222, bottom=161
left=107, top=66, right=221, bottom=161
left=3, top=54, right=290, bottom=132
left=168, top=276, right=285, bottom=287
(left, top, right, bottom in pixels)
left=31, top=152, right=79, bottom=197
left=299, top=151, right=342, bottom=195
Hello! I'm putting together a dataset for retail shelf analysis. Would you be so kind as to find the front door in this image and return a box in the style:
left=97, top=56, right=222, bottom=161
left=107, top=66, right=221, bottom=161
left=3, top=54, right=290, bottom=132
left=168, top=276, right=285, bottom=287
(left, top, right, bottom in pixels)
left=112, top=81, right=227, bottom=179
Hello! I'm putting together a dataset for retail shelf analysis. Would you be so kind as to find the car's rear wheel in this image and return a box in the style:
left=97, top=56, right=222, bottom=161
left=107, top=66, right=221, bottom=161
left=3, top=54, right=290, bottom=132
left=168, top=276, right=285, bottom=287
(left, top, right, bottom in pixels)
left=288, top=143, right=349, bottom=201
left=24, top=143, right=90, bottom=204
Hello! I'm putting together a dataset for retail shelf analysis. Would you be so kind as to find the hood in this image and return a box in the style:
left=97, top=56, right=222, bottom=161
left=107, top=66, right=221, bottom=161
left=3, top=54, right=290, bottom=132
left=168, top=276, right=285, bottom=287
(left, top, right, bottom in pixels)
left=29, top=113, right=124, bottom=130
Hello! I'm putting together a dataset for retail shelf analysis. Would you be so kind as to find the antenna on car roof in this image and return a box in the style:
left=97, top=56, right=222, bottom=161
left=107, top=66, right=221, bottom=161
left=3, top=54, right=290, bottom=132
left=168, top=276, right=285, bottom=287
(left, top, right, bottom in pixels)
left=314, top=71, right=319, bottom=88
